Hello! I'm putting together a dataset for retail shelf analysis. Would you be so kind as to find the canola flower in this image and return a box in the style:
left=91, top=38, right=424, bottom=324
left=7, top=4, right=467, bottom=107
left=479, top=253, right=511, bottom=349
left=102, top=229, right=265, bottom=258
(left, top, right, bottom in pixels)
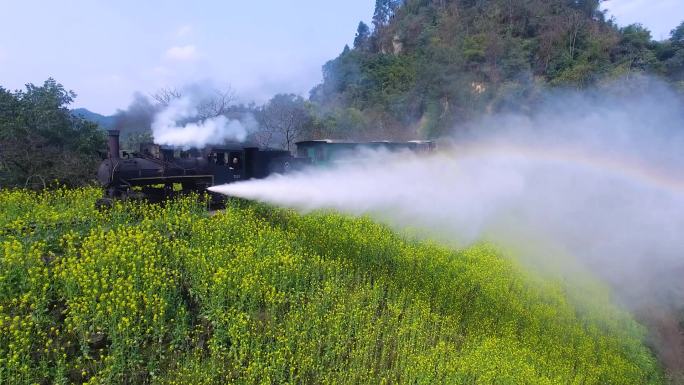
left=0, top=188, right=663, bottom=384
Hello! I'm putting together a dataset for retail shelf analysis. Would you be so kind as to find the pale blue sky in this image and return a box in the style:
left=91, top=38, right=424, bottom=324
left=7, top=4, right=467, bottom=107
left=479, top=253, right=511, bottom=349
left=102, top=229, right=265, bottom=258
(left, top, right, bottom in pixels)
left=0, top=1, right=681, bottom=114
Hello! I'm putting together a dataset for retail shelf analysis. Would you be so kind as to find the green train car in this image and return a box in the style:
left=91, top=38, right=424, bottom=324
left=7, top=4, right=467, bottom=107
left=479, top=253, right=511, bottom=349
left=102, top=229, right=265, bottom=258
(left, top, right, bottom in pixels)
left=295, top=139, right=436, bottom=166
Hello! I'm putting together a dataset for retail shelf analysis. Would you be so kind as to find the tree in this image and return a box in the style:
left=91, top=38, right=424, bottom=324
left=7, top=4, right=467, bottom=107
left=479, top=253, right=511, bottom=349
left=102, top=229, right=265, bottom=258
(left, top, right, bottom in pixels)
left=373, top=0, right=391, bottom=29
left=150, top=86, right=236, bottom=119
left=615, top=24, right=658, bottom=72
left=354, top=22, right=371, bottom=49
left=567, top=0, right=604, bottom=19
left=116, top=85, right=239, bottom=151
left=0, top=78, right=105, bottom=188
left=670, top=21, right=684, bottom=46
left=372, top=0, right=402, bottom=30
left=663, top=21, right=684, bottom=81
left=150, top=87, right=182, bottom=107
left=257, top=94, right=313, bottom=151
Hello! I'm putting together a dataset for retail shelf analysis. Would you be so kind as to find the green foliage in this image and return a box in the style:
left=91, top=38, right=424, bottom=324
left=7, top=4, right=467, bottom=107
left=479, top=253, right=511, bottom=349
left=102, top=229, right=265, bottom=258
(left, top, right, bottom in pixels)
left=612, top=24, right=660, bottom=74
left=671, top=22, right=684, bottom=46
left=354, top=22, right=371, bottom=50
left=123, top=131, right=154, bottom=153
left=311, top=1, right=684, bottom=139
left=0, top=79, right=105, bottom=188
left=0, top=188, right=664, bottom=384
left=660, top=22, right=684, bottom=81
left=319, top=107, right=369, bottom=139
left=373, top=0, right=401, bottom=30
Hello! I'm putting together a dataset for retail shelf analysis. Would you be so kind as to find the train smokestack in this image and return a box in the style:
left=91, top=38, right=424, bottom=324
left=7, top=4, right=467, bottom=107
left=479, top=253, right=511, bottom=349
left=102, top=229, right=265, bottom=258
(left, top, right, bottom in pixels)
left=107, top=130, right=121, bottom=159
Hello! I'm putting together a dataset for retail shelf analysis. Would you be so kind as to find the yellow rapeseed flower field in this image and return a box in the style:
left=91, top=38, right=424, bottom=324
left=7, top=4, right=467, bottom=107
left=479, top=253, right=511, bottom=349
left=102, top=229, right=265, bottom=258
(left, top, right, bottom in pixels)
left=0, top=188, right=662, bottom=384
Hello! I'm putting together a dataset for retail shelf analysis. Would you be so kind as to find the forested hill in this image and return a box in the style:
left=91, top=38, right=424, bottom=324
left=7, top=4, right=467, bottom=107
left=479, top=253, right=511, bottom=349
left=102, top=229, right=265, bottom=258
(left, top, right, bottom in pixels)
left=310, top=0, right=684, bottom=139
left=71, top=108, right=115, bottom=130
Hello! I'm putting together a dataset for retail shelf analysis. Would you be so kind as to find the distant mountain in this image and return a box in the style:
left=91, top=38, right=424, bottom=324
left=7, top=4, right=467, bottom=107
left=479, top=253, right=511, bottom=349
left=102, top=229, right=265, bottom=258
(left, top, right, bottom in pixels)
left=71, top=108, right=116, bottom=130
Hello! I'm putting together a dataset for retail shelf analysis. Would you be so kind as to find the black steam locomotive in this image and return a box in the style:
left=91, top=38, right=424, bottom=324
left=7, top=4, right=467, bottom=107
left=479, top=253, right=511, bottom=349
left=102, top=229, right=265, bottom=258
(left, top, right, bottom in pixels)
left=96, top=130, right=302, bottom=206
left=96, top=130, right=435, bottom=207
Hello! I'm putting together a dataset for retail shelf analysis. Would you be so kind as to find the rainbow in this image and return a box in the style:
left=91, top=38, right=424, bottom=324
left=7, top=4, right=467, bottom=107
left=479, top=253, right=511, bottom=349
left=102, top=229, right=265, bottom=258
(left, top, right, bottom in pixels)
left=445, top=143, right=684, bottom=195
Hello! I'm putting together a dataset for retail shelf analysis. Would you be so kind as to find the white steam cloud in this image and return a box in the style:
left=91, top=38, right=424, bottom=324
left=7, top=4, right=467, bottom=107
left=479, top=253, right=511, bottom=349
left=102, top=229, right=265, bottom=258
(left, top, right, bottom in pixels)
left=152, top=95, right=252, bottom=148
left=210, top=78, right=684, bottom=311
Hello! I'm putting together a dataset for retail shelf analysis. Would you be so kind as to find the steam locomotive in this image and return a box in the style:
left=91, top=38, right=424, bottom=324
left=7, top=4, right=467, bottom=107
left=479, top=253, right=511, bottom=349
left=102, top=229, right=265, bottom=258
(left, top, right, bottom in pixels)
left=96, top=129, right=434, bottom=207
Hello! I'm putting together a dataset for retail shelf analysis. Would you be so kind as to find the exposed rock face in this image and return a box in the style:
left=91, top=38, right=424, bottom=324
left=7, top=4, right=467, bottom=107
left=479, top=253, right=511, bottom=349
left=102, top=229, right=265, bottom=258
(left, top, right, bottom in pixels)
left=392, top=34, right=403, bottom=54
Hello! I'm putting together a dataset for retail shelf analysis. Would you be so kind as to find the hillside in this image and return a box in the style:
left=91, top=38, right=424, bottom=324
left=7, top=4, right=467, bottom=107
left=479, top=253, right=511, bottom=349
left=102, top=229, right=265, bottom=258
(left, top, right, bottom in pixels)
left=71, top=108, right=116, bottom=130
left=0, top=188, right=662, bottom=384
left=310, top=0, right=684, bottom=139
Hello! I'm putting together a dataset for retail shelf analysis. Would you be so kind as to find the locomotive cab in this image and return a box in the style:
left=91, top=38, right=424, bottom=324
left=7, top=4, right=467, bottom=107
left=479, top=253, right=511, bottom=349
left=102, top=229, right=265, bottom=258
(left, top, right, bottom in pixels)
left=207, top=147, right=246, bottom=185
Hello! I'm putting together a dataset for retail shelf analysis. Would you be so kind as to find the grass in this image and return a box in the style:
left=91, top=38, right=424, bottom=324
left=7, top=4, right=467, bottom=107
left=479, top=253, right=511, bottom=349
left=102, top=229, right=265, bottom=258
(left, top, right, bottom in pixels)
left=0, top=187, right=662, bottom=384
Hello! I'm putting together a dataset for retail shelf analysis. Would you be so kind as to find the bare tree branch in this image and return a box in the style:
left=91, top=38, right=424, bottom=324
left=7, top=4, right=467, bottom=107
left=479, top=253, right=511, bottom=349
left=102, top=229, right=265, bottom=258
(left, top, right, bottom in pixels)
left=257, top=94, right=312, bottom=151
left=197, top=87, right=236, bottom=119
left=150, top=88, right=183, bottom=107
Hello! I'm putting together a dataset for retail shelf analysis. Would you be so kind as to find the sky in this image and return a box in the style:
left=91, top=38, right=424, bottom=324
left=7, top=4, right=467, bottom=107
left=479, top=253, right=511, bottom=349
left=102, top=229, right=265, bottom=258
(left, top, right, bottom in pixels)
left=0, top=0, right=681, bottom=115
left=603, top=0, right=683, bottom=40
